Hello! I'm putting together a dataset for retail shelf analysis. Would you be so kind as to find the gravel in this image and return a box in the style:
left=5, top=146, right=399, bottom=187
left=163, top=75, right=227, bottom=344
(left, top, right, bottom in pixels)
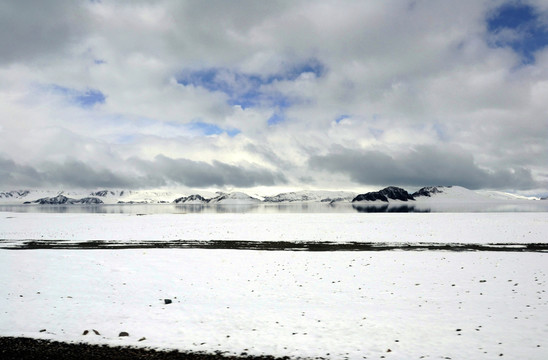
left=0, top=337, right=294, bottom=360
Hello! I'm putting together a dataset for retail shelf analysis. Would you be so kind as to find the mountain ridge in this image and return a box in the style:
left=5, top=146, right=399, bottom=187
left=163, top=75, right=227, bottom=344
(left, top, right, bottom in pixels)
left=0, top=186, right=543, bottom=205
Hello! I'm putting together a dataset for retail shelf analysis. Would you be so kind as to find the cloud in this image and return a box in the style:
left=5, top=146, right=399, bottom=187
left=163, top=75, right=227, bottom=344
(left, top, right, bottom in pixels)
left=0, top=155, right=287, bottom=190
left=0, top=1, right=89, bottom=64
left=129, top=155, right=288, bottom=188
left=308, top=146, right=541, bottom=190
left=1, top=1, right=547, bottom=192
left=0, top=156, right=134, bottom=189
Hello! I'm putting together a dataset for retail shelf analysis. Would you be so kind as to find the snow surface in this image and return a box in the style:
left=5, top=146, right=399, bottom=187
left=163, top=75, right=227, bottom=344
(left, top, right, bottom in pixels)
left=1, top=250, right=547, bottom=359
left=1, top=210, right=548, bottom=359
left=0, top=212, right=547, bottom=244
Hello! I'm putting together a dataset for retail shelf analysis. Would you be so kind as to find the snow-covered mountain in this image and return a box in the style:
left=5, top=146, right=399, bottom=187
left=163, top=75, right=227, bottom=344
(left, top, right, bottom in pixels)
left=207, top=192, right=261, bottom=205
left=0, top=189, right=186, bottom=205
left=0, top=186, right=544, bottom=205
left=263, top=190, right=357, bottom=203
left=476, top=190, right=541, bottom=201
left=173, top=194, right=209, bottom=204
left=412, top=186, right=500, bottom=203
left=24, top=194, right=104, bottom=205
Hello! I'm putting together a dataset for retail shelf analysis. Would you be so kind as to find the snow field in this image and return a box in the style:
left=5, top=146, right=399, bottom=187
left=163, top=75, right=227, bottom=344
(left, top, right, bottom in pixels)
left=1, top=212, right=547, bottom=244
left=1, top=249, right=547, bottom=359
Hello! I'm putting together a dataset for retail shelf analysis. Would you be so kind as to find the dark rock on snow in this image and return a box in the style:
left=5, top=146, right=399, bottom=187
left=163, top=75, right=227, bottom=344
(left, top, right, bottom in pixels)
left=353, top=192, right=389, bottom=202
left=412, top=186, right=448, bottom=198
left=26, top=195, right=104, bottom=205
left=173, top=194, right=208, bottom=204
left=352, top=186, right=415, bottom=202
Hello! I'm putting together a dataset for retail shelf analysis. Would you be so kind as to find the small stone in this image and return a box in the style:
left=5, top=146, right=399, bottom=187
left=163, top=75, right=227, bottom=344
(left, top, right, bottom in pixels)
left=119, top=331, right=129, bottom=337
left=164, top=299, right=172, bottom=304
left=92, top=329, right=100, bottom=335
left=82, top=330, right=89, bottom=335
left=387, top=349, right=392, bottom=352
left=39, top=329, right=46, bottom=333
left=138, top=337, right=146, bottom=342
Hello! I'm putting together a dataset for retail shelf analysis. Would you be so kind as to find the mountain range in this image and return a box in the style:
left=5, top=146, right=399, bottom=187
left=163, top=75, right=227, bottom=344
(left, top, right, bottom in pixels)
left=0, top=186, right=543, bottom=205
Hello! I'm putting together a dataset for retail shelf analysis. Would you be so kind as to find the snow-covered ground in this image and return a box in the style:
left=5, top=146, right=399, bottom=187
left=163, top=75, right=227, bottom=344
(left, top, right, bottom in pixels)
left=1, top=250, right=546, bottom=359
left=1, top=211, right=547, bottom=359
left=1, top=212, right=547, bottom=244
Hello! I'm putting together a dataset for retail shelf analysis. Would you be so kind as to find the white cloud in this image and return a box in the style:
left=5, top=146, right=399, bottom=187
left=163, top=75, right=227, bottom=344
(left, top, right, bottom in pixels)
left=0, top=0, right=546, bottom=191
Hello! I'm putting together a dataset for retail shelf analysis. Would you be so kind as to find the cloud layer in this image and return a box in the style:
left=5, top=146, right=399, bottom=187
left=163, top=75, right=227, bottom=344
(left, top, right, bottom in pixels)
left=1, top=1, right=547, bottom=193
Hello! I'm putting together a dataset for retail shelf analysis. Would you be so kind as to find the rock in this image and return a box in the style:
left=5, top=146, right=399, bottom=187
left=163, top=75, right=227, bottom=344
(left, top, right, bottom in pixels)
left=164, top=299, right=172, bottom=304
left=173, top=194, right=208, bottom=204
left=28, top=195, right=104, bottom=205
left=412, top=186, right=447, bottom=198
left=118, top=332, right=129, bottom=337
left=352, top=186, right=415, bottom=202
left=39, top=329, right=46, bottom=333
left=138, top=337, right=146, bottom=342
left=92, top=329, right=100, bottom=335
left=82, top=330, right=89, bottom=335
left=76, top=197, right=103, bottom=205
left=352, top=192, right=389, bottom=202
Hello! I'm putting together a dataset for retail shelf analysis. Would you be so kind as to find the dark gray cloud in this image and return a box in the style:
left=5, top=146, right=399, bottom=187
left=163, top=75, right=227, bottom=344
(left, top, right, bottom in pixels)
left=130, top=155, right=288, bottom=188
left=308, top=146, right=541, bottom=190
left=0, top=1, right=88, bottom=64
left=0, top=157, right=137, bottom=189
left=0, top=157, right=44, bottom=188
left=0, top=155, right=287, bottom=189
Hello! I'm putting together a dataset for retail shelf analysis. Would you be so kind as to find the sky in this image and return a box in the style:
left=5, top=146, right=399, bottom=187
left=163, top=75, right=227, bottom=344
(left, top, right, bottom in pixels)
left=1, top=0, right=547, bottom=195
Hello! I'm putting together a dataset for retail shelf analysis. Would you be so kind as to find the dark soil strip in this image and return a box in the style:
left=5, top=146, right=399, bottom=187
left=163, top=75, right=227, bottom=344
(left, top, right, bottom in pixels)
left=1, top=239, right=547, bottom=252
left=0, top=337, right=292, bottom=360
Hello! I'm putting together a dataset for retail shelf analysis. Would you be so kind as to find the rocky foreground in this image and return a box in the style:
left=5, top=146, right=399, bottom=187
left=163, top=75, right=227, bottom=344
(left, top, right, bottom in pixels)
left=0, top=337, right=292, bottom=360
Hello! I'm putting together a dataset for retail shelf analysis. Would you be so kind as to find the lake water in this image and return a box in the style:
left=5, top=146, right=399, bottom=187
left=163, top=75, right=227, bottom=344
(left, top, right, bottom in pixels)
left=1, top=201, right=548, bottom=214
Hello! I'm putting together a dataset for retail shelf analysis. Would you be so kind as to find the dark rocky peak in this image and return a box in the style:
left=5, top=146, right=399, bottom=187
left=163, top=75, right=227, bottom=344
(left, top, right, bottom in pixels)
left=37, top=194, right=70, bottom=204
left=26, top=195, right=103, bottom=205
left=78, top=197, right=104, bottom=204
left=90, top=190, right=116, bottom=197
left=352, top=192, right=389, bottom=202
left=378, top=186, right=415, bottom=201
left=352, top=186, right=414, bottom=202
left=412, top=186, right=449, bottom=198
left=0, top=190, right=31, bottom=198
left=173, top=194, right=209, bottom=204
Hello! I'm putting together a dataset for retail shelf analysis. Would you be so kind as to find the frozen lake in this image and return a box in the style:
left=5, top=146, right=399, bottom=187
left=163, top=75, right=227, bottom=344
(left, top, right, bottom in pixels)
left=1, top=200, right=548, bottom=214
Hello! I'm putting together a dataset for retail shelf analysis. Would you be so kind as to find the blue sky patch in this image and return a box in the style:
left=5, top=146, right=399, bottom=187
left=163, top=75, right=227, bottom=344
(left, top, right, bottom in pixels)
left=75, top=89, right=106, bottom=107
left=487, top=3, right=548, bottom=64
left=188, top=121, right=241, bottom=137
left=335, top=114, right=350, bottom=124
left=177, top=59, right=325, bottom=109
left=267, top=113, right=284, bottom=126
left=50, top=85, right=106, bottom=108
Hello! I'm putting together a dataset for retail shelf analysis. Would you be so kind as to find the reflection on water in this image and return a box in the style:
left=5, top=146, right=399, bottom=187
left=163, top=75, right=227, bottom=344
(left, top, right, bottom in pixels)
left=1, top=201, right=547, bottom=214
left=352, top=204, right=430, bottom=213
